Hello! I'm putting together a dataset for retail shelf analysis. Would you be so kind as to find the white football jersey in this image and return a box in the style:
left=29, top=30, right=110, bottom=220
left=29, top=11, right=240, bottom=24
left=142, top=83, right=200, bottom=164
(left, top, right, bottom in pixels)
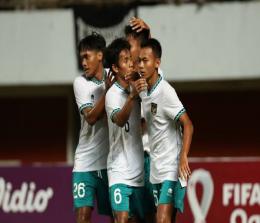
left=140, top=76, right=186, bottom=184
left=73, top=74, right=109, bottom=172
left=105, top=82, right=144, bottom=187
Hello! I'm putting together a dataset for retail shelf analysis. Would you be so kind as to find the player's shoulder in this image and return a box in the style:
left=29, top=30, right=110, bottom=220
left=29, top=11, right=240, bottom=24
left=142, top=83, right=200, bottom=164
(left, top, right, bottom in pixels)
left=159, top=79, right=177, bottom=103
left=74, top=75, right=86, bottom=85
left=106, top=83, right=117, bottom=98
left=161, top=79, right=175, bottom=92
left=73, top=75, right=95, bottom=97
left=74, top=75, right=93, bottom=88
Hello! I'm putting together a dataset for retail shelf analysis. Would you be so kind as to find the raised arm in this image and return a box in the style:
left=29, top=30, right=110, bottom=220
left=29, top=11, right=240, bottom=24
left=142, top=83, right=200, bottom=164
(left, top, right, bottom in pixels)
left=82, top=71, right=114, bottom=126
left=112, top=93, right=136, bottom=127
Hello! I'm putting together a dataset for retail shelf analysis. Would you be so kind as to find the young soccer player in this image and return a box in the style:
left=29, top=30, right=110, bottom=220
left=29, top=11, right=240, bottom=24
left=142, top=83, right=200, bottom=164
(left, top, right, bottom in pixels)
left=72, top=32, right=113, bottom=223
left=105, top=38, right=145, bottom=223
left=136, top=38, right=194, bottom=223
left=124, top=19, right=156, bottom=223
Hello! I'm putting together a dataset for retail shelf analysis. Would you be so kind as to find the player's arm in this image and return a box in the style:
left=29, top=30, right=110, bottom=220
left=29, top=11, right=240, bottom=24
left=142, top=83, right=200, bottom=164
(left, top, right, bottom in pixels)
left=112, top=79, right=141, bottom=127
left=178, top=113, right=194, bottom=181
left=81, top=96, right=105, bottom=126
left=83, top=71, right=114, bottom=125
left=129, top=17, right=150, bottom=35
left=112, top=93, right=136, bottom=127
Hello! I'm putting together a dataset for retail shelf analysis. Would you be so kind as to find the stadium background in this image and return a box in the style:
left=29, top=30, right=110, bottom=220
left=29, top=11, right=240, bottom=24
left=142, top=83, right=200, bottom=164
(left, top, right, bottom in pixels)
left=0, top=0, right=259, bottom=222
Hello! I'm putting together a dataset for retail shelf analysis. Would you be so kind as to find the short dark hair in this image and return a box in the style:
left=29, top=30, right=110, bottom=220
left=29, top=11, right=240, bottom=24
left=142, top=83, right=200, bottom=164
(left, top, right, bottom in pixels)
left=78, top=32, right=106, bottom=54
left=105, top=38, right=130, bottom=69
left=124, top=25, right=150, bottom=44
left=141, top=38, right=162, bottom=59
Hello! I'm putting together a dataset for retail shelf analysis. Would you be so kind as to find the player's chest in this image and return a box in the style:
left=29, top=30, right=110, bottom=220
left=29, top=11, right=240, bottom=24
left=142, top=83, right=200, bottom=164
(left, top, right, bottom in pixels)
left=89, top=84, right=105, bottom=103
left=143, top=98, right=164, bottom=122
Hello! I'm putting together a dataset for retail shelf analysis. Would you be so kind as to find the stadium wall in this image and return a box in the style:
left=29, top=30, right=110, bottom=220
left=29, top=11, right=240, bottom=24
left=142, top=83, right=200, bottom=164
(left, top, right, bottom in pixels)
left=0, top=2, right=260, bottom=85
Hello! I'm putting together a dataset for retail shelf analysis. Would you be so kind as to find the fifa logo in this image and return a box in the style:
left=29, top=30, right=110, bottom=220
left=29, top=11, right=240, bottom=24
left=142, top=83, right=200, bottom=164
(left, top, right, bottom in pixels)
left=187, top=169, right=214, bottom=223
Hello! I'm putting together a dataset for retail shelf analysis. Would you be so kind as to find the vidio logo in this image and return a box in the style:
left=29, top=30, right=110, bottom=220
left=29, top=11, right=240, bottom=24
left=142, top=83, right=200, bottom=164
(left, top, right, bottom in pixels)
left=0, top=177, right=53, bottom=213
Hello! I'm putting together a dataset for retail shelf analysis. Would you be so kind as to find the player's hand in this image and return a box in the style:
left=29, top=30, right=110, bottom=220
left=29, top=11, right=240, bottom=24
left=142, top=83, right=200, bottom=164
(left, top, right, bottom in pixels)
left=134, top=78, right=147, bottom=93
left=105, top=70, right=115, bottom=91
left=129, top=17, right=150, bottom=33
left=129, top=80, right=139, bottom=99
left=179, top=152, right=191, bottom=181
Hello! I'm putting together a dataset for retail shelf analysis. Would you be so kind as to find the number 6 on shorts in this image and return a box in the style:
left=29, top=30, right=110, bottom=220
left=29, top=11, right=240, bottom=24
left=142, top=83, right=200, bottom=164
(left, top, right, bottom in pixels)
left=114, top=188, right=122, bottom=204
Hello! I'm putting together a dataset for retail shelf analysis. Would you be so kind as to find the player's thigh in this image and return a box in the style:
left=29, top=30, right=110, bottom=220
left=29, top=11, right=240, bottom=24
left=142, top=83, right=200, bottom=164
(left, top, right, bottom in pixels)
left=109, top=184, right=131, bottom=212
left=155, top=181, right=176, bottom=223
left=157, top=203, right=174, bottom=223
left=95, top=169, right=113, bottom=216
left=114, top=210, right=129, bottom=223
left=76, top=206, right=92, bottom=223
left=173, top=179, right=186, bottom=213
left=152, top=183, right=161, bottom=207
left=72, top=171, right=95, bottom=209
left=159, top=180, right=176, bottom=205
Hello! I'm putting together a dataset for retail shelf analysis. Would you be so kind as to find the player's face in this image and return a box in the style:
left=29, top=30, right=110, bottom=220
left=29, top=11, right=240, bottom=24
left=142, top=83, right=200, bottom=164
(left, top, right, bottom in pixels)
left=114, top=49, right=134, bottom=80
left=80, top=49, right=102, bottom=78
left=126, top=36, right=141, bottom=70
left=138, top=47, right=160, bottom=81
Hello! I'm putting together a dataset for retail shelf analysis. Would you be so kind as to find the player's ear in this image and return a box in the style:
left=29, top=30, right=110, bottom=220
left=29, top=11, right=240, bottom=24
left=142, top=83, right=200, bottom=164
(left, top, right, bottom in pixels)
left=155, top=58, right=161, bottom=69
left=97, top=51, right=103, bottom=61
left=112, top=64, right=119, bottom=74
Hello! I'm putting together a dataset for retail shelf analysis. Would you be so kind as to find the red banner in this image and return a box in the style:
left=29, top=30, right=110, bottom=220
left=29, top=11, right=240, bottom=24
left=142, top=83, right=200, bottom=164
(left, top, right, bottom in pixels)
left=179, top=158, right=260, bottom=223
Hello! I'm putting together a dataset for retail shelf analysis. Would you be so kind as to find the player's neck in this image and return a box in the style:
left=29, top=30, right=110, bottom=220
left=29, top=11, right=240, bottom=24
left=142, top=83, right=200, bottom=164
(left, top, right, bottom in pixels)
left=94, top=64, right=104, bottom=81
left=147, top=70, right=159, bottom=90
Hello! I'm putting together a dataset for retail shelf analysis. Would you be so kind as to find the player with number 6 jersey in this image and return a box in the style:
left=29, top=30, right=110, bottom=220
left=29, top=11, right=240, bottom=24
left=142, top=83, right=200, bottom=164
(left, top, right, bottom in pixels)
left=105, top=38, right=145, bottom=223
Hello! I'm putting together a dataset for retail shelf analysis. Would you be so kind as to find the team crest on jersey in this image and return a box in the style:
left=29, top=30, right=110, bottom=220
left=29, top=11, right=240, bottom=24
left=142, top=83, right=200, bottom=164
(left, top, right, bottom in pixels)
left=151, top=103, right=157, bottom=115
left=91, top=94, right=94, bottom=103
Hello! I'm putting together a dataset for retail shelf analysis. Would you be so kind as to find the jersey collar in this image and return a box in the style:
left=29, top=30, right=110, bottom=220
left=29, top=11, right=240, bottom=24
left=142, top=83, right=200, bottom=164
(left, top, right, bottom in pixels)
left=83, top=69, right=106, bottom=85
left=147, top=75, right=162, bottom=96
left=115, top=81, right=129, bottom=94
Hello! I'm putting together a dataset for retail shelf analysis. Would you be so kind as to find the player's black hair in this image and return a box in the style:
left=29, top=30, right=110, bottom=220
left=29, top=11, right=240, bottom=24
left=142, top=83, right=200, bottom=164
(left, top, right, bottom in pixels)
left=78, top=32, right=106, bottom=54
left=105, top=38, right=131, bottom=69
left=124, top=25, right=150, bottom=44
left=141, top=38, right=162, bottom=59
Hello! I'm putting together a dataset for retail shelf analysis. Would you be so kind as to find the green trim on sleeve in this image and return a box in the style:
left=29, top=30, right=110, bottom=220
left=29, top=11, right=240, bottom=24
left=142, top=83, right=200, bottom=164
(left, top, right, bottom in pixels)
left=174, top=108, right=186, bottom=121
left=110, top=108, right=121, bottom=122
left=80, top=103, right=93, bottom=114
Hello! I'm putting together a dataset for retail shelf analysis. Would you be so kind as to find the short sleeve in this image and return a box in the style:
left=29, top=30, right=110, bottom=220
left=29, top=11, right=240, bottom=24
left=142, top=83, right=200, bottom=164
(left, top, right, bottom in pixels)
left=73, top=76, right=93, bottom=113
left=105, top=87, right=123, bottom=122
left=163, top=83, right=186, bottom=121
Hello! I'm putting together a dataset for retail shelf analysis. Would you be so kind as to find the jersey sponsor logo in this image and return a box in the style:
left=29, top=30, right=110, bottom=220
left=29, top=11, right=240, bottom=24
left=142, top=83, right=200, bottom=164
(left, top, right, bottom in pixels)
left=151, top=103, right=157, bottom=115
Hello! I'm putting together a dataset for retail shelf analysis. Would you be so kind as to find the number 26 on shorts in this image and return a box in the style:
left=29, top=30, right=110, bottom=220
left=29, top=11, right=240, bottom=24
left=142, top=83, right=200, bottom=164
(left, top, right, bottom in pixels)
left=74, top=182, right=85, bottom=199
